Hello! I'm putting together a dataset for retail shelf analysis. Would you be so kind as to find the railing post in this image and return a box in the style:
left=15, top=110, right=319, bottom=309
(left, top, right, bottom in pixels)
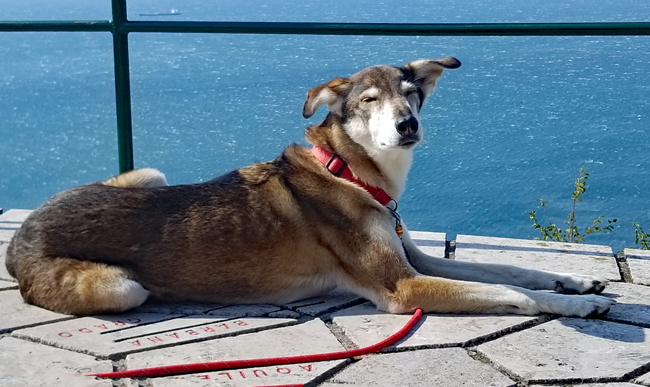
left=111, top=0, right=134, bottom=173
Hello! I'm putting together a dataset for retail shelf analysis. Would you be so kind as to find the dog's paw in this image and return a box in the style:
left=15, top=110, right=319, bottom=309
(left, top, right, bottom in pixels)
left=562, top=294, right=616, bottom=318
left=554, top=274, right=608, bottom=295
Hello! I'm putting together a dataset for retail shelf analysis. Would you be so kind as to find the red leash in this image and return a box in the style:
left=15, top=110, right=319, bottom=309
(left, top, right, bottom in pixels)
left=87, top=308, right=423, bottom=379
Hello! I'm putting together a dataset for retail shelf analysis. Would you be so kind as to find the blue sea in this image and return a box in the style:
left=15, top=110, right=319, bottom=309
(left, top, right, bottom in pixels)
left=1, top=0, right=649, bottom=251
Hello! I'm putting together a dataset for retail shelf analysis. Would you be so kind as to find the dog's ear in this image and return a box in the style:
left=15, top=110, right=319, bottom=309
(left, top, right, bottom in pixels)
left=402, top=57, right=461, bottom=102
left=302, top=77, right=352, bottom=118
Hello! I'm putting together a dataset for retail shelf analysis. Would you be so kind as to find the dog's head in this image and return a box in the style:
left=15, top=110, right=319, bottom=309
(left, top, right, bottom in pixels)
left=303, top=57, right=460, bottom=152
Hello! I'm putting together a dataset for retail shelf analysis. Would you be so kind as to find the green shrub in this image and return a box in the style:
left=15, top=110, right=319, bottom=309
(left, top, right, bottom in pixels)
left=632, top=221, right=650, bottom=250
left=529, top=168, right=617, bottom=243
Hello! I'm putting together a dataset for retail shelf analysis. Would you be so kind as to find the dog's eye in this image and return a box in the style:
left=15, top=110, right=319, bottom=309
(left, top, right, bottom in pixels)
left=405, top=89, right=418, bottom=97
left=361, top=97, right=377, bottom=103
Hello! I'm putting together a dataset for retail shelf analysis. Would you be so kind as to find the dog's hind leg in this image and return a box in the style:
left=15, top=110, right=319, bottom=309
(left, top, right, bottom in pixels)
left=11, top=255, right=149, bottom=316
left=103, top=168, right=168, bottom=188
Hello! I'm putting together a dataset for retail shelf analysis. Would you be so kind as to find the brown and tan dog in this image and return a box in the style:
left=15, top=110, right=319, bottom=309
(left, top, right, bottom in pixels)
left=6, top=58, right=614, bottom=317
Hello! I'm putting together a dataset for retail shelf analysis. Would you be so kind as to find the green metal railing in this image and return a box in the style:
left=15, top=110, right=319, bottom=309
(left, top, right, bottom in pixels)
left=2, top=0, right=649, bottom=173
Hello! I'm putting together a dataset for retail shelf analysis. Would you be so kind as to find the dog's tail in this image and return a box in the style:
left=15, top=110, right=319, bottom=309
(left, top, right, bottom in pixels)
left=103, top=168, right=168, bottom=188
left=6, top=239, right=149, bottom=315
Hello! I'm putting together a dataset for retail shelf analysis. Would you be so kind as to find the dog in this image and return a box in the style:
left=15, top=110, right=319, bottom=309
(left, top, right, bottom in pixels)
left=6, top=57, right=614, bottom=317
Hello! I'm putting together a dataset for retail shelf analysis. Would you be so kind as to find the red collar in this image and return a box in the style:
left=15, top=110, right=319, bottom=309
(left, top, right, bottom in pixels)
left=311, top=146, right=396, bottom=208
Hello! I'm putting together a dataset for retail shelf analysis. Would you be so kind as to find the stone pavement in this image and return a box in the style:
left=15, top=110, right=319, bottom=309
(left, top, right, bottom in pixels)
left=1, top=209, right=649, bottom=387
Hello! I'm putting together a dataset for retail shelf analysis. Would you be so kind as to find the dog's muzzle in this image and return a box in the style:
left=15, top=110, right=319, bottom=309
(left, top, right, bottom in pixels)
left=396, top=116, right=419, bottom=136
left=396, top=116, right=421, bottom=147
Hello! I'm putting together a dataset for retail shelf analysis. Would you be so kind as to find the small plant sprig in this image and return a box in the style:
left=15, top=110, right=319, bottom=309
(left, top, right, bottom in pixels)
left=632, top=221, right=650, bottom=250
left=529, top=168, right=617, bottom=243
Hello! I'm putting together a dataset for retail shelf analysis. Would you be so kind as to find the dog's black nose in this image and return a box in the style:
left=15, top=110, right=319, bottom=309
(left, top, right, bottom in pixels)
left=396, top=116, right=419, bottom=136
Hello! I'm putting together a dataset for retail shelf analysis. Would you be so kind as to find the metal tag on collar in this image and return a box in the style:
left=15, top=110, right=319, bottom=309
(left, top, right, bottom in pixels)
left=388, top=207, right=404, bottom=238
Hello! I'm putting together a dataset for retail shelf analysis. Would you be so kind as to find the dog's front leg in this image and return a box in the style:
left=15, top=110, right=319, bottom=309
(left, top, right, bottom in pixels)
left=377, top=275, right=614, bottom=318
left=336, top=227, right=613, bottom=318
left=400, top=228, right=607, bottom=295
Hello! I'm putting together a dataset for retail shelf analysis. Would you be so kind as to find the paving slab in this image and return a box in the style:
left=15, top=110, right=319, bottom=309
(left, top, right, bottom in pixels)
left=323, top=347, right=516, bottom=387
left=0, top=221, right=22, bottom=232
left=0, top=242, right=13, bottom=281
left=134, top=300, right=282, bottom=317
left=0, top=289, right=74, bottom=333
left=156, top=360, right=347, bottom=387
left=285, top=292, right=364, bottom=316
left=153, top=360, right=347, bottom=387
left=625, top=248, right=650, bottom=285
left=11, top=311, right=179, bottom=357
left=0, top=222, right=20, bottom=241
left=455, top=234, right=620, bottom=281
left=409, top=230, right=447, bottom=257
left=13, top=311, right=296, bottom=358
left=331, top=302, right=543, bottom=349
left=126, top=319, right=348, bottom=387
left=602, top=282, right=650, bottom=328
left=531, top=384, right=640, bottom=387
left=0, top=229, right=16, bottom=243
left=132, top=288, right=358, bottom=319
left=476, top=318, right=650, bottom=383
left=0, top=209, right=31, bottom=243
left=0, top=209, right=33, bottom=222
left=636, top=369, right=650, bottom=385
left=0, top=336, right=114, bottom=387
left=0, top=279, right=17, bottom=290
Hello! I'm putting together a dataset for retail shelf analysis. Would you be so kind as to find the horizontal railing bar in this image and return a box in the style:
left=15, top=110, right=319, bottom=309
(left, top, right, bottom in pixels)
left=0, top=20, right=112, bottom=32
left=124, top=21, right=650, bottom=36
left=1, top=21, right=650, bottom=36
